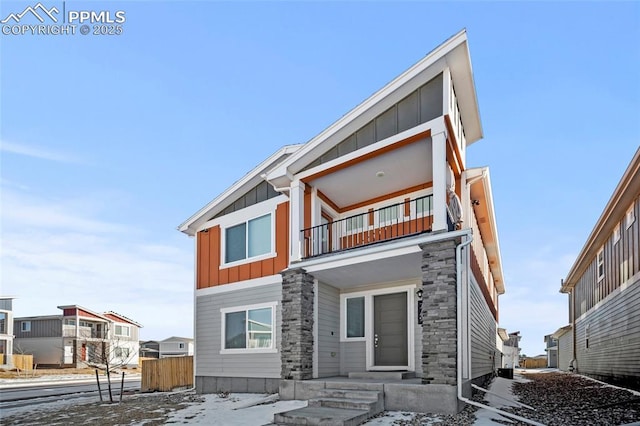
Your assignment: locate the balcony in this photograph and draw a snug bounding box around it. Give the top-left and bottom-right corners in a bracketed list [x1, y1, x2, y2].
[301, 195, 456, 259]
[63, 326, 106, 339]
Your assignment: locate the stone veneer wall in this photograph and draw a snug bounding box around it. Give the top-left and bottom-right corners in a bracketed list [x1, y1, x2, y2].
[420, 237, 459, 385]
[280, 268, 314, 380]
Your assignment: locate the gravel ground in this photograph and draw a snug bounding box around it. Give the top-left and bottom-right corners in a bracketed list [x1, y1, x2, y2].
[2, 371, 639, 425]
[502, 371, 640, 426]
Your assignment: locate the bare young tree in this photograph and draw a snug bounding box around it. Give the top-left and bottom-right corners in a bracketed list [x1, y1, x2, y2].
[79, 324, 136, 403]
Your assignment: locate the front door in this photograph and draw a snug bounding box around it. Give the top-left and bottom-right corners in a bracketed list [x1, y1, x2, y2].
[373, 292, 408, 367]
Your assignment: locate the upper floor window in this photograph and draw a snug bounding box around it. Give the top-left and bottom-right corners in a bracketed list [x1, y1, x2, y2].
[613, 223, 621, 244]
[345, 215, 364, 233]
[225, 213, 272, 263]
[378, 204, 400, 225]
[626, 205, 635, 229]
[597, 248, 605, 282]
[21, 321, 31, 332]
[115, 325, 130, 337]
[179, 342, 185, 349]
[64, 319, 76, 326]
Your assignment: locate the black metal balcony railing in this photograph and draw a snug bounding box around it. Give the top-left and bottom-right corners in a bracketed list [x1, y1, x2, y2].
[301, 195, 439, 258]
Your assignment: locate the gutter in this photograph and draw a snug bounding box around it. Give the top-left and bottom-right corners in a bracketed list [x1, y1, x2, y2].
[455, 235, 545, 426]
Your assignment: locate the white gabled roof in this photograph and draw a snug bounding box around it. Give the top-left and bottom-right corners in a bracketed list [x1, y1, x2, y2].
[178, 144, 302, 236]
[265, 29, 482, 189]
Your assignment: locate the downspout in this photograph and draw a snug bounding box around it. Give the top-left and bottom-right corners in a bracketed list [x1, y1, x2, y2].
[455, 235, 545, 426]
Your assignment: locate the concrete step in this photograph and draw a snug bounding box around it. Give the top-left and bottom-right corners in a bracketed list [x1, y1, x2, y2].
[348, 371, 415, 380]
[316, 388, 381, 401]
[308, 396, 383, 413]
[273, 406, 370, 426]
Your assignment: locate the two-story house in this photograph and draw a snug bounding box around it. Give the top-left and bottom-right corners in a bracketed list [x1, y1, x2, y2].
[179, 30, 505, 414]
[14, 305, 142, 368]
[560, 148, 640, 388]
[0, 296, 15, 368]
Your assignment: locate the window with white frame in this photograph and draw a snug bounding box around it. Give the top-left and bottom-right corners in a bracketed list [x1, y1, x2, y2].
[613, 223, 621, 244]
[416, 195, 432, 215]
[626, 205, 635, 229]
[225, 213, 272, 263]
[597, 248, 605, 281]
[115, 325, 130, 337]
[179, 343, 185, 349]
[64, 319, 76, 326]
[345, 214, 364, 233]
[21, 321, 31, 332]
[345, 296, 365, 338]
[378, 204, 400, 225]
[221, 303, 276, 352]
[115, 347, 130, 358]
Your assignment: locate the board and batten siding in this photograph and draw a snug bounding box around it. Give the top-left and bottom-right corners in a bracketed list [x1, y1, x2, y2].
[14, 318, 62, 339]
[470, 275, 497, 379]
[195, 282, 281, 378]
[557, 330, 573, 372]
[317, 282, 340, 377]
[574, 197, 640, 318]
[575, 272, 640, 382]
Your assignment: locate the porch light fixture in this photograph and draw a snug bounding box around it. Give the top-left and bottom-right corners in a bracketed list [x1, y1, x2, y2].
[376, 171, 385, 178]
[416, 288, 423, 300]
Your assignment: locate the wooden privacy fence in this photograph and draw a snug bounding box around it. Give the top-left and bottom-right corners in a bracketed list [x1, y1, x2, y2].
[142, 356, 193, 392]
[521, 357, 547, 369]
[14, 355, 34, 371]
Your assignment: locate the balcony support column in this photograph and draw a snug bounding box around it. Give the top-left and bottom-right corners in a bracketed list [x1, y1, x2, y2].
[432, 127, 448, 232]
[289, 180, 305, 262]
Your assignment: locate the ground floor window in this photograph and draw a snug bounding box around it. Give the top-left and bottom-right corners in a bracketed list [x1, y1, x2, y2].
[221, 302, 277, 353]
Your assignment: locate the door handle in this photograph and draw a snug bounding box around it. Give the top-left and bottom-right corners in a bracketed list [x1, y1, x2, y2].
[374, 334, 379, 348]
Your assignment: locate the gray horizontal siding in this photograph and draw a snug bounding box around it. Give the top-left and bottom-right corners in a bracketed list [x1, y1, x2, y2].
[575, 276, 640, 379]
[317, 282, 340, 378]
[196, 283, 282, 378]
[14, 318, 62, 338]
[470, 276, 497, 379]
[558, 331, 573, 372]
[340, 341, 366, 375]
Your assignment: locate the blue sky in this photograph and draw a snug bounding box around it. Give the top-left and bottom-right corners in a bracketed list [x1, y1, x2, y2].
[1, 1, 638, 357]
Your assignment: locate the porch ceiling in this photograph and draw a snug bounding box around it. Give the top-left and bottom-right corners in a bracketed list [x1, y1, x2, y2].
[303, 246, 423, 289]
[308, 139, 433, 209]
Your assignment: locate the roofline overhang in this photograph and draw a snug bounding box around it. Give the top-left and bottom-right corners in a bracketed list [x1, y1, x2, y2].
[467, 166, 505, 294]
[178, 144, 302, 236]
[551, 325, 572, 339]
[265, 29, 482, 187]
[57, 304, 111, 322]
[104, 311, 143, 328]
[561, 148, 640, 293]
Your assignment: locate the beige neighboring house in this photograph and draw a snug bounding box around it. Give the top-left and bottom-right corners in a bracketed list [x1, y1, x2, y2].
[560, 148, 640, 388]
[0, 296, 15, 368]
[159, 336, 194, 358]
[14, 305, 142, 368]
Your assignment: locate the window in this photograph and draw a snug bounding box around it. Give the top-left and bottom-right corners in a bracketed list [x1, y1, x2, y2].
[115, 325, 130, 337]
[378, 204, 400, 224]
[21, 321, 31, 332]
[416, 196, 432, 215]
[597, 248, 605, 281]
[626, 206, 635, 229]
[115, 347, 130, 358]
[64, 319, 76, 326]
[613, 223, 621, 244]
[345, 215, 364, 233]
[221, 303, 276, 352]
[346, 297, 365, 338]
[179, 343, 185, 349]
[225, 213, 272, 263]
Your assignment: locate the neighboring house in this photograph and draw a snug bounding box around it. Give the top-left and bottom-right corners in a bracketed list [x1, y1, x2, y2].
[140, 340, 160, 359]
[502, 331, 521, 368]
[179, 30, 506, 413]
[551, 325, 573, 372]
[159, 336, 194, 358]
[543, 333, 558, 368]
[14, 305, 142, 368]
[0, 296, 15, 368]
[560, 148, 640, 389]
